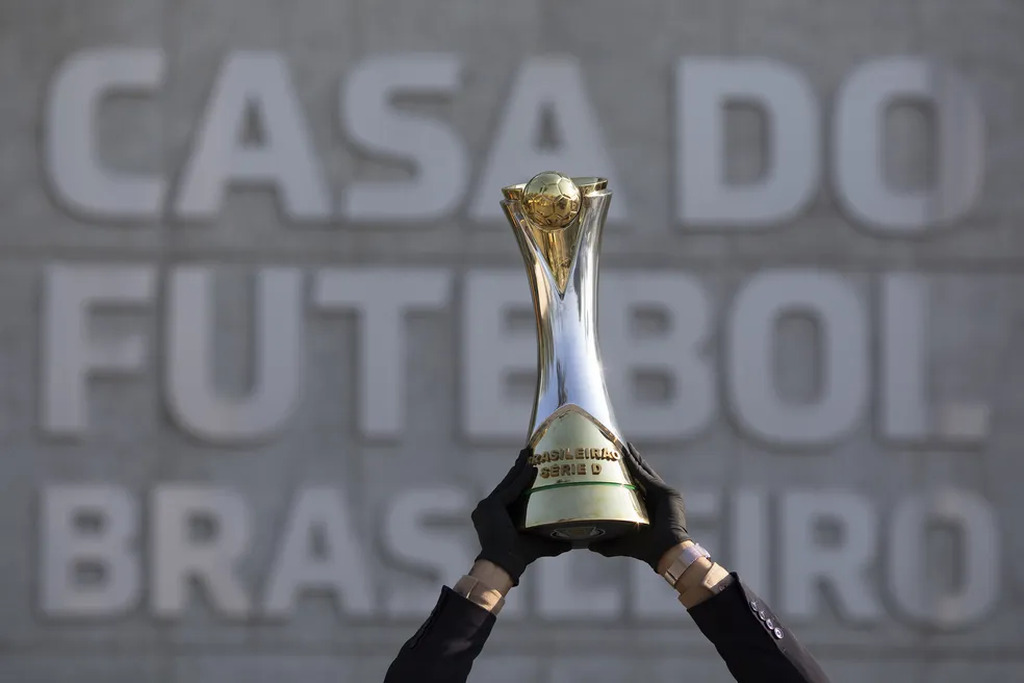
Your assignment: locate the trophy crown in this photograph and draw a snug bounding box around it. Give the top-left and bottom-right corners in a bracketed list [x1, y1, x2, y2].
[521, 171, 582, 229]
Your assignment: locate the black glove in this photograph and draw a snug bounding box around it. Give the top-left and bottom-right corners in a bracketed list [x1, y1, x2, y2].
[589, 443, 690, 570]
[472, 448, 571, 584]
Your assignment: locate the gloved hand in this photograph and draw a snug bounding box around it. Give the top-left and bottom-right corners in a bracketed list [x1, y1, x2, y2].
[589, 443, 690, 570]
[472, 448, 571, 585]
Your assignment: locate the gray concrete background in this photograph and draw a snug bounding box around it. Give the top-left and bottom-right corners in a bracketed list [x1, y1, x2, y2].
[2, 1, 1024, 681]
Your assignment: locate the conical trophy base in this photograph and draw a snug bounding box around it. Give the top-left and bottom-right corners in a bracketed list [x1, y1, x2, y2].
[522, 406, 649, 543]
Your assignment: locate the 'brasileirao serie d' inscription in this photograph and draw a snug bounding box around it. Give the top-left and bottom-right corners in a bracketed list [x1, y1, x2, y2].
[527, 447, 622, 466]
[538, 462, 605, 479]
[524, 406, 646, 538]
[529, 447, 622, 480]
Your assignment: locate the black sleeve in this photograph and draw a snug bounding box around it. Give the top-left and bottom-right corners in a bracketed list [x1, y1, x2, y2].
[383, 587, 497, 683]
[688, 575, 831, 683]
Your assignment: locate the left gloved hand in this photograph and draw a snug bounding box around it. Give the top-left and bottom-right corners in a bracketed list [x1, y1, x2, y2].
[588, 442, 690, 570]
[472, 448, 571, 585]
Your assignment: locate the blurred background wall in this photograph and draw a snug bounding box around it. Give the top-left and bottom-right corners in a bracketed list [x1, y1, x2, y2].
[1, 0, 1023, 681]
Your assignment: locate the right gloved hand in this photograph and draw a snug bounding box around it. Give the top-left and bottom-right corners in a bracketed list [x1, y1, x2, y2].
[472, 448, 572, 585]
[588, 443, 690, 570]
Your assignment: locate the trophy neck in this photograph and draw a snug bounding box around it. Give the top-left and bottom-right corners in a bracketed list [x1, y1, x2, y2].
[527, 219, 581, 294]
[502, 190, 623, 443]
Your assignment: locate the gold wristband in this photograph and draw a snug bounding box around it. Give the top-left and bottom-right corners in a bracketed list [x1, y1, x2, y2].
[678, 563, 733, 609]
[453, 575, 506, 616]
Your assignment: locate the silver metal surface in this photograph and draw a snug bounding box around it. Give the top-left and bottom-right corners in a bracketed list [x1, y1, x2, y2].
[503, 188, 623, 445]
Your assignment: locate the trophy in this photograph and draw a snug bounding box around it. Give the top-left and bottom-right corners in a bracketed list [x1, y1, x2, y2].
[501, 172, 649, 542]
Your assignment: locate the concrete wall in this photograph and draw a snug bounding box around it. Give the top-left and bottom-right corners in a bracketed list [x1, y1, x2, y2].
[1, 1, 1023, 681]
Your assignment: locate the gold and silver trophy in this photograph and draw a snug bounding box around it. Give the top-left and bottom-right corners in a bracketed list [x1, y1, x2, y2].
[501, 172, 649, 542]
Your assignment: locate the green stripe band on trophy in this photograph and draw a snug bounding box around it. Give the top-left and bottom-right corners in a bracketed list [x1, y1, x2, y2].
[524, 481, 638, 496]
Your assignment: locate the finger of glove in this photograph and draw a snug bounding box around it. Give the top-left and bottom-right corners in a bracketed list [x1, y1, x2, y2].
[486, 448, 532, 504]
[621, 444, 662, 491]
[493, 452, 537, 506]
[528, 537, 572, 561]
[587, 536, 633, 560]
[626, 443, 665, 483]
[475, 491, 526, 537]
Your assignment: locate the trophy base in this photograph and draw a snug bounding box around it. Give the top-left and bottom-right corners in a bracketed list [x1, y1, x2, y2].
[523, 480, 648, 543]
[520, 405, 649, 544]
[528, 519, 646, 543]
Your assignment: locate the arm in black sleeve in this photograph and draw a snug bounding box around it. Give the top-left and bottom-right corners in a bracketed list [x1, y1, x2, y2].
[384, 448, 569, 683]
[688, 575, 831, 683]
[383, 587, 496, 683]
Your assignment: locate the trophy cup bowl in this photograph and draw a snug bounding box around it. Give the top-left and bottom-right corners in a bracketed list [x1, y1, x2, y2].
[501, 172, 649, 543]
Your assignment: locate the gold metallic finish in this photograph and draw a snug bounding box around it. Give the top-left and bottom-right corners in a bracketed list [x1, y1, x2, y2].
[524, 406, 647, 541]
[569, 177, 608, 194]
[521, 171, 582, 229]
[502, 184, 526, 201]
[503, 172, 578, 294]
[453, 575, 507, 615]
[501, 173, 649, 542]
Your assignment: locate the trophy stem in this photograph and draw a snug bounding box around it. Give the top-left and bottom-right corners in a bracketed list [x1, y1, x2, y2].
[504, 190, 623, 445]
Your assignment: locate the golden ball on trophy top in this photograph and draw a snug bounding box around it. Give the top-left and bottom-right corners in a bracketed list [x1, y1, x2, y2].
[521, 171, 582, 229]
